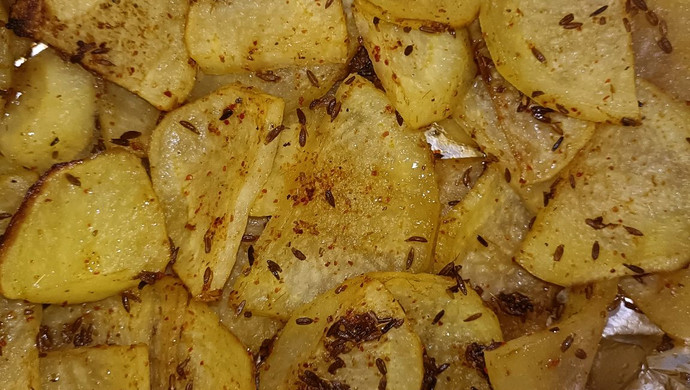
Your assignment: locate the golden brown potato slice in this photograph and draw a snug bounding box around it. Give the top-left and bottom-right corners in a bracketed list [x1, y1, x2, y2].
[149, 84, 283, 299]
[186, 0, 349, 73]
[518, 81, 690, 286]
[362, 0, 479, 28]
[620, 267, 690, 341]
[0, 151, 170, 303]
[0, 157, 38, 235]
[8, 0, 196, 110]
[190, 64, 348, 114]
[0, 298, 41, 389]
[485, 281, 617, 390]
[630, 0, 689, 102]
[99, 81, 160, 158]
[371, 272, 502, 390]
[259, 276, 424, 390]
[0, 49, 97, 172]
[40, 345, 150, 389]
[354, 0, 475, 129]
[480, 0, 639, 123]
[233, 75, 439, 319]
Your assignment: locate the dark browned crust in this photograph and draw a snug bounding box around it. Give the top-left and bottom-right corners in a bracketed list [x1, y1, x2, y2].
[7, 0, 46, 38]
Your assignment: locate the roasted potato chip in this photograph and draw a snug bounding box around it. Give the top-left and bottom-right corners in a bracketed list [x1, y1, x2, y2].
[354, 0, 475, 129]
[518, 81, 690, 286]
[259, 276, 424, 390]
[233, 75, 439, 319]
[485, 281, 617, 390]
[99, 81, 160, 158]
[630, 0, 689, 102]
[186, 0, 349, 73]
[0, 49, 96, 172]
[0, 151, 170, 303]
[480, 0, 639, 123]
[371, 272, 503, 390]
[0, 157, 38, 235]
[362, 0, 480, 28]
[40, 345, 150, 389]
[8, 0, 196, 110]
[149, 84, 284, 298]
[620, 267, 690, 341]
[0, 298, 41, 389]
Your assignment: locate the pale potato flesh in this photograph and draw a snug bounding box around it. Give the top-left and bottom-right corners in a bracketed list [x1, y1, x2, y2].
[0, 157, 38, 235]
[354, 0, 475, 129]
[363, 0, 480, 28]
[233, 75, 439, 319]
[8, 0, 196, 110]
[0, 49, 96, 172]
[518, 81, 690, 286]
[480, 0, 639, 123]
[0, 297, 41, 389]
[0, 151, 170, 303]
[186, 0, 349, 73]
[40, 345, 150, 390]
[150, 84, 283, 299]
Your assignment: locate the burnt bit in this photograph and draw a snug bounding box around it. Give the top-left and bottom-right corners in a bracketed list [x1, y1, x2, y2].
[346, 46, 380, 87]
[255, 70, 281, 82]
[297, 370, 350, 390]
[622, 263, 645, 274]
[531, 46, 546, 63]
[404, 45, 414, 56]
[422, 348, 450, 390]
[553, 244, 565, 261]
[179, 120, 200, 134]
[291, 247, 307, 261]
[560, 333, 575, 352]
[325, 189, 336, 207]
[324, 311, 403, 359]
[37, 325, 53, 353]
[405, 236, 428, 243]
[267, 260, 282, 280]
[405, 247, 415, 270]
[496, 291, 534, 317]
[265, 125, 285, 144]
[585, 216, 614, 230]
[65, 173, 81, 187]
[465, 342, 501, 380]
[135, 271, 165, 286]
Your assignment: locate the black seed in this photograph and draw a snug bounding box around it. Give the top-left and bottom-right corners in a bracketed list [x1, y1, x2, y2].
[65, 173, 81, 187]
[373, 16, 380, 25]
[531, 90, 544, 97]
[406, 247, 415, 270]
[247, 245, 255, 266]
[531, 47, 546, 63]
[299, 126, 307, 147]
[179, 120, 199, 134]
[330, 101, 342, 122]
[219, 108, 234, 120]
[476, 235, 488, 247]
[325, 189, 336, 207]
[291, 247, 307, 261]
[111, 138, 130, 146]
[590, 5, 608, 16]
[591, 241, 600, 260]
[404, 45, 414, 56]
[658, 37, 673, 53]
[202, 267, 213, 291]
[497, 292, 534, 317]
[376, 358, 387, 375]
[432, 310, 445, 324]
[296, 108, 306, 125]
[504, 168, 511, 183]
[464, 312, 483, 322]
[585, 216, 608, 229]
[553, 244, 565, 261]
[624, 226, 644, 236]
[574, 348, 588, 359]
[552, 136, 564, 151]
[395, 110, 404, 126]
[405, 236, 428, 243]
[560, 333, 575, 352]
[306, 69, 320, 87]
[265, 125, 285, 144]
[559, 13, 575, 25]
[296, 317, 314, 325]
[344, 75, 356, 85]
[120, 131, 142, 140]
[50, 137, 60, 146]
[623, 263, 645, 274]
[267, 260, 282, 280]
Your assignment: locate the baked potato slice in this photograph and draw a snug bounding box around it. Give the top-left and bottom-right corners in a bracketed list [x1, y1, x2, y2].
[480, 0, 639, 123]
[149, 84, 283, 299]
[186, 0, 349, 73]
[0, 150, 170, 303]
[0, 157, 38, 235]
[233, 75, 439, 319]
[40, 345, 150, 389]
[8, 0, 196, 110]
[0, 298, 41, 389]
[518, 81, 690, 286]
[485, 281, 617, 390]
[354, 0, 475, 129]
[362, 0, 479, 28]
[259, 276, 424, 390]
[0, 49, 97, 172]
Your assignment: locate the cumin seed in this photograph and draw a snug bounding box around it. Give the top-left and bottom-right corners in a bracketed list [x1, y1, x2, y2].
[591, 241, 600, 260]
[267, 260, 282, 280]
[590, 5, 608, 16]
[291, 247, 307, 261]
[179, 120, 199, 134]
[432, 310, 445, 324]
[553, 244, 565, 261]
[623, 263, 645, 274]
[325, 189, 336, 207]
[560, 333, 575, 352]
[464, 312, 483, 322]
[406, 247, 415, 269]
[405, 236, 428, 243]
[623, 225, 644, 236]
[476, 235, 489, 247]
[306, 69, 319, 87]
[531, 47, 546, 63]
[65, 173, 81, 187]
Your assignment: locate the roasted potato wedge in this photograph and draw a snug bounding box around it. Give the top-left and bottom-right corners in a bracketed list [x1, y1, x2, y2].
[186, 0, 349, 73]
[0, 298, 41, 389]
[259, 276, 424, 390]
[0, 49, 96, 172]
[40, 345, 150, 389]
[8, 0, 196, 110]
[354, 0, 475, 129]
[233, 75, 439, 319]
[480, 0, 639, 123]
[149, 84, 283, 299]
[0, 150, 170, 303]
[518, 81, 690, 286]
